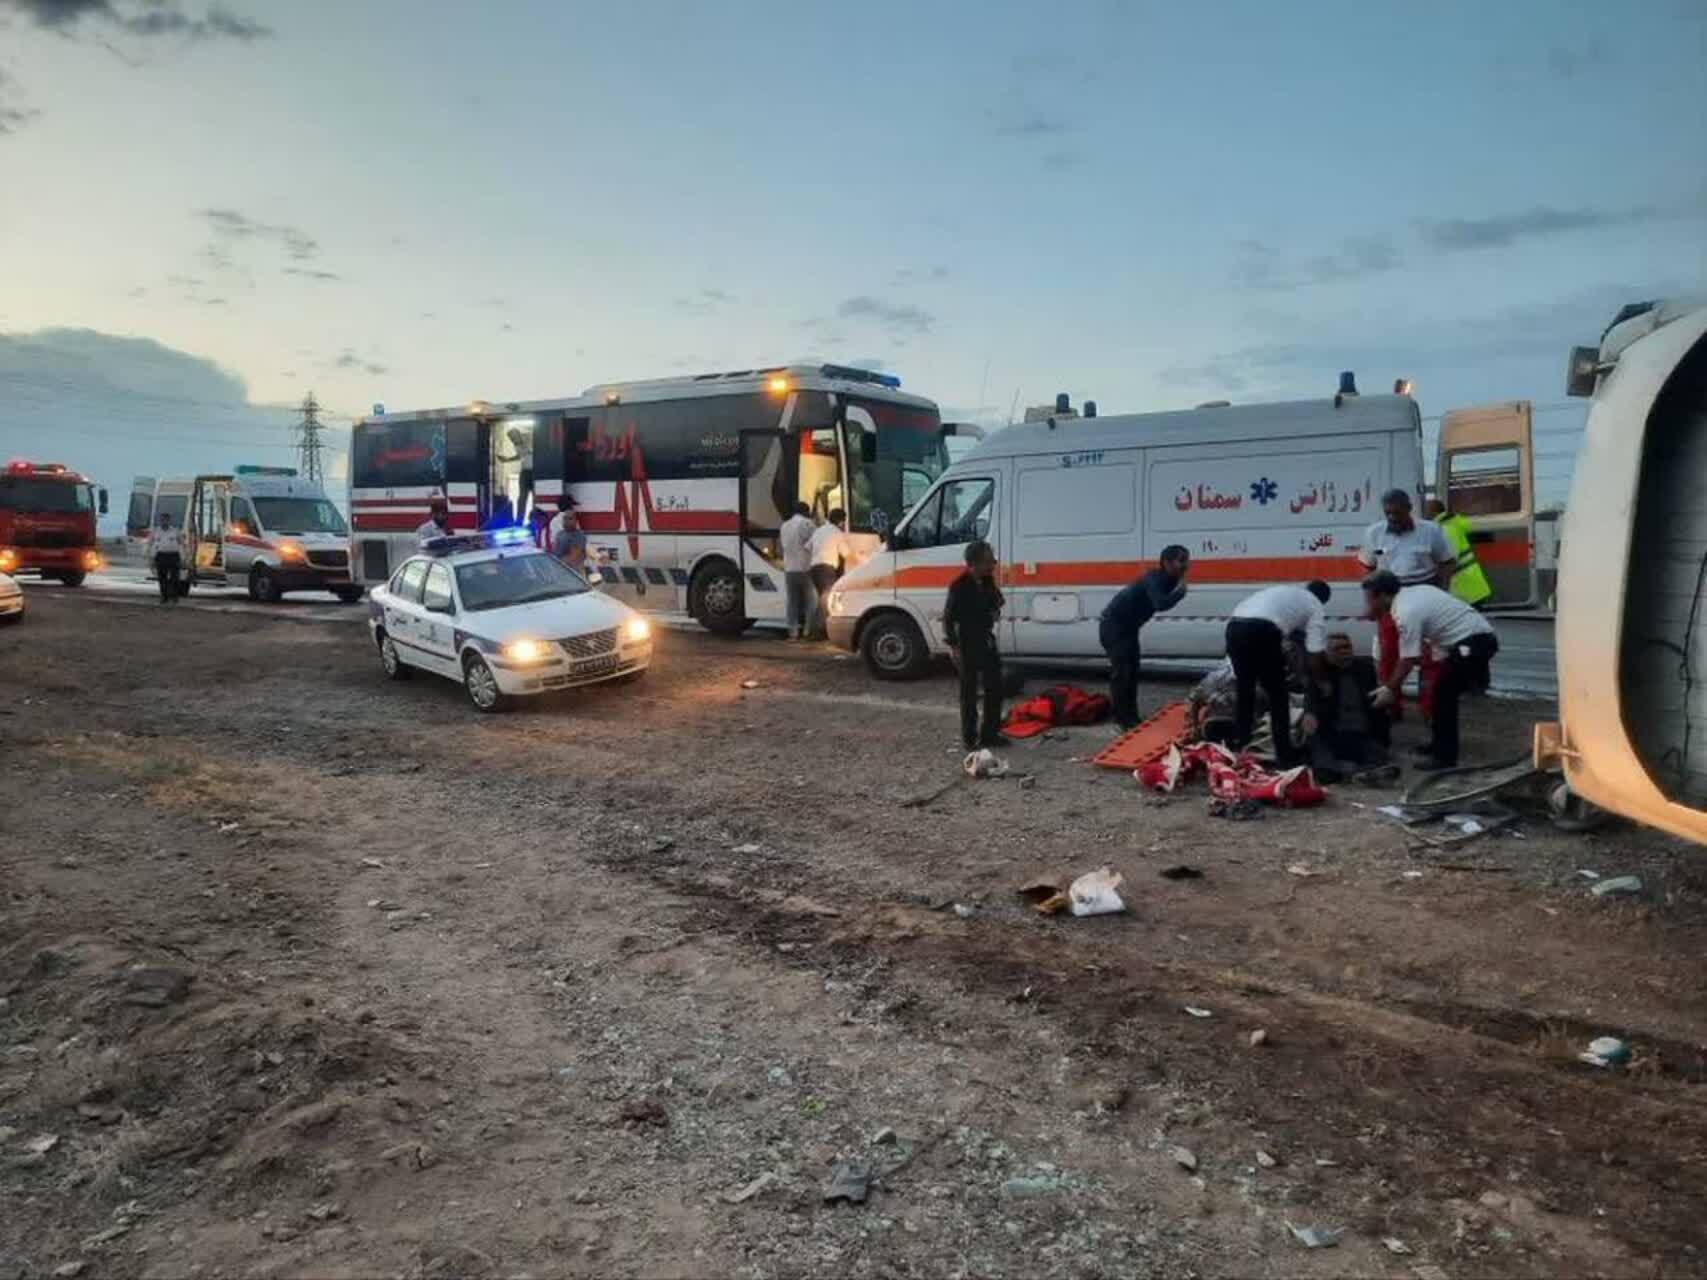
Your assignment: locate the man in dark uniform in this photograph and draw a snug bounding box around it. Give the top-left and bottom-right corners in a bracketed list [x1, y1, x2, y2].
[1099, 545, 1190, 729]
[943, 539, 1007, 750]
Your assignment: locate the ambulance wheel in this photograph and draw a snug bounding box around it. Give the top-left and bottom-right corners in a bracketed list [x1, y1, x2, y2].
[378, 631, 412, 681]
[58, 572, 86, 587]
[462, 654, 511, 713]
[333, 586, 365, 604]
[861, 613, 929, 681]
[249, 565, 282, 604]
[690, 559, 751, 636]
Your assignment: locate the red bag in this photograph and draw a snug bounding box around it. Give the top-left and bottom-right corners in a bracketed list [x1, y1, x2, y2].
[1002, 683, 1112, 738]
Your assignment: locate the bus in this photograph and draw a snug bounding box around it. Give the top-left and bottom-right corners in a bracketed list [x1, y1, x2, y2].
[348, 364, 968, 634]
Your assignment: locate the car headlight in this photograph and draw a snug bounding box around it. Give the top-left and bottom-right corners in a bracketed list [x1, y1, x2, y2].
[279, 542, 306, 562]
[0, 549, 15, 570]
[503, 638, 546, 664]
[625, 617, 651, 643]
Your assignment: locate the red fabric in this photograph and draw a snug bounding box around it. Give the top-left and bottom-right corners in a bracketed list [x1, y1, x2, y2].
[1003, 684, 1113, 738]
[1377, 612, 1441, 722]
[1135, 742, 1328, 808]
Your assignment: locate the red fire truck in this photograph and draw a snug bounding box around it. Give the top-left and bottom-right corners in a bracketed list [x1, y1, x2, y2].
[0, 460, 108, 586]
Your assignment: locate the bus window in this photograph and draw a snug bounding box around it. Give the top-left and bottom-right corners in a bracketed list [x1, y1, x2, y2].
[799, 427, 842, 520]
[843, 398, 946, 536]
[1447, 445, 1523, 516]
[354, 420, 448, 489]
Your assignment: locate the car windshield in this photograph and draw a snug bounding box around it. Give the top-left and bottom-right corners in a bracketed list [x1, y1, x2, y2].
[251, 497, 348, 534]
[0, 476, 93, 513]
[454, 551, 589, 611]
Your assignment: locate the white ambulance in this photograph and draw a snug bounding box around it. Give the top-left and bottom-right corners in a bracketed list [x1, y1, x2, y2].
[825, 391, 1425, 678]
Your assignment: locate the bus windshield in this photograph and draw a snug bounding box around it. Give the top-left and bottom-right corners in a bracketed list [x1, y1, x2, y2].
[455, 552, 589, 611]
[842, 398, 946, 535]
[252, 497, 348, 535]
[0, 476, 93, 513]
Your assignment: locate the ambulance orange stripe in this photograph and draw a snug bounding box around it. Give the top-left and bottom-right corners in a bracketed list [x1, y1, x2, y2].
[859, 555, 1370, 593]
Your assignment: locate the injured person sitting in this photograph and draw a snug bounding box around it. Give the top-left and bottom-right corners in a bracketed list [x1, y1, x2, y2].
[1189, 630, 1392, 782]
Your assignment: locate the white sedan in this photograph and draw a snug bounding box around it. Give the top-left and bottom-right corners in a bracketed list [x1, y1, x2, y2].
[0, 571, 22, 623]
[367, 534, 653, 712]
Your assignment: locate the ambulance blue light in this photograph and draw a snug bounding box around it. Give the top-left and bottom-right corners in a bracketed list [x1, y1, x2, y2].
[491, 526, 533, 545]
[875, 373, 902, 388]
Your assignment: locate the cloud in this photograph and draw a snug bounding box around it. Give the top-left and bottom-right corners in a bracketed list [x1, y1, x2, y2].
[283, 267, 340, 282]
[1415, 204, 1662, 252]
[0, 69, 38, 135]
[200, 207, 317, 261]
[837, 295, 935, 335]
[674, 287, 734, 314]
[1230, 235, 1402, 291]
[991, 112, 1071, 138]
[2, 0, 272, 40]
[1040, 149, 1080, 173]
[333, 349, 386, 377]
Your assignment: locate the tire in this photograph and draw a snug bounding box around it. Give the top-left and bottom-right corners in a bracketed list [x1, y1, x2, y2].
[690, 559, 752, 636]
[249, 565, 281, 604]
[378, 631, 412, 681]
[860, 612, 930, 681]
[333, 586, 365, 604]
[462, 653, 510, 713]
[58, 572, 86, 587]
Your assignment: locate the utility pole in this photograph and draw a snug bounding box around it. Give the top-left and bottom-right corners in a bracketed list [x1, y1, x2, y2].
[293, 391, 325, 485]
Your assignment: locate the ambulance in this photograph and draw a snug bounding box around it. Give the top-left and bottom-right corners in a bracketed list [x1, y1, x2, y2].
[825, 389, 1425, 678]
[130, 467, 361, 602]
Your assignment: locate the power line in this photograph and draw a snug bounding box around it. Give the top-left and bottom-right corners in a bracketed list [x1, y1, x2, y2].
[293, 391, 327, 485]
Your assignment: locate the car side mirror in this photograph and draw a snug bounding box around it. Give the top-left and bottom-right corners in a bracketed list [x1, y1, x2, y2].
[98, 487, 109, 515]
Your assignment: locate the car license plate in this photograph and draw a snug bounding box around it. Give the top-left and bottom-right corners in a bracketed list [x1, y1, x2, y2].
[572, 653, 621, 677]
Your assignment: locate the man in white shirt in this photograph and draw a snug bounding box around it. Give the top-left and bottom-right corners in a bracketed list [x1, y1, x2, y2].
[547, 496, 588, 570]
[415, 496, 452, 546]
[1357, 488, 1456, 721]
[807, 506, 851, 640]
[1363, 571, 1498, 770]
[779, 501, 816, 640]
[147, 512, 184, 605]
[1224, 580, 1331, 765]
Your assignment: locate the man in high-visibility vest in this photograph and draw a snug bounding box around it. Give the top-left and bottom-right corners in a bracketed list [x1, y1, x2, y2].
[1424, 499, 1493, 608]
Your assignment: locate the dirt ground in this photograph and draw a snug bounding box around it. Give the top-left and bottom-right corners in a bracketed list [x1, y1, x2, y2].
[4, 590, 1707, 1279]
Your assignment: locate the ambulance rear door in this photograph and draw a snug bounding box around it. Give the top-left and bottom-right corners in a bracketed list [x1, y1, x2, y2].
[1437, 402, 1537, 608]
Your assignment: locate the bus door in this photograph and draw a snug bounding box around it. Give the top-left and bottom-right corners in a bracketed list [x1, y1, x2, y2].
[491, 414, 535, 523]
[1437, 402, 1536, 608]
[737, 429, 791, 624]
[188, 476, 233, 584]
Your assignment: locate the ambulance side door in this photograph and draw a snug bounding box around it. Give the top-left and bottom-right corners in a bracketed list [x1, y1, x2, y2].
[892, 469, 1004, 652]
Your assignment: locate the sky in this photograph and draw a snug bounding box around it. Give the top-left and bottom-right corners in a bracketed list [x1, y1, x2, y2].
[1, 0, 1704, 522]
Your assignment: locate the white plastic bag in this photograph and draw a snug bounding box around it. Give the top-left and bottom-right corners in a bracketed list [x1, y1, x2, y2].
[1068, 865, 1126, 916]
[963, 749, 1009, 779]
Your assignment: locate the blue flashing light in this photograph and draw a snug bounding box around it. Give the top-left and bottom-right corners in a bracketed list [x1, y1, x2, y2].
[490, 525, 534, 546]
[875, 373, 902, 389]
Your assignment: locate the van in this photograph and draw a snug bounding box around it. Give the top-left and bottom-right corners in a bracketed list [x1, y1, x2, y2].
[826, 393, 1425, 678]
[1535, 299, 1707, 845]
[162, 467, 362, 603]
[127, 476, 192, 555]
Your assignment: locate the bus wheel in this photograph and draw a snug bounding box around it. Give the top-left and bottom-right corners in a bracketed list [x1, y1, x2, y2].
[690, 560, 751, 636]
[57, 572, 86, 587]
[861, 613, 929, 681]
[249, 565, 282, 604]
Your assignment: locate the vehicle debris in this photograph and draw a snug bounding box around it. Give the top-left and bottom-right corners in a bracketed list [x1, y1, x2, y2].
[1579, 1036, 1631, 1067]
[1255, 1150, 1278, 1169]
[723, 1172, 776, 1204]
[1183, 1006, 1214, 1019]
[1382, 1237, 1413, 1255]
[963, 748, 1010, 779]
[822, 1160, 870, 1205]
[1590, 875, 1643, 898]
[1248, 1029, 1268, 1048]
[1169, 1145, 1198, 1171]
[1286, 1222, 1343, 1249]
[1067, 865, 1125, 916]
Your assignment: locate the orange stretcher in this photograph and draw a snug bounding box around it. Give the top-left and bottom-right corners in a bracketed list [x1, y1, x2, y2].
[1090, 701, 1192, 770]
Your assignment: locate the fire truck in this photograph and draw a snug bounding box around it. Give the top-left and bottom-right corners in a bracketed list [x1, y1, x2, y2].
[0, 460, 108, 586]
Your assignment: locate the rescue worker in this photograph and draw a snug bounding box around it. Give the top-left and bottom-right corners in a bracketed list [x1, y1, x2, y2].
[1423, 497, 1493, 608]
[780, 501, 815, 641]
[1224, 580, 1330, 767]
[1098, 546, 1190, 730]
[149, 511, 183, 605]
[1356, 488, 1455, 721]
[416, 496, 452, 546]
[1362, 570, 1498, 771]
[943, 539, 1007, 749]
[807, 507, 851, 641]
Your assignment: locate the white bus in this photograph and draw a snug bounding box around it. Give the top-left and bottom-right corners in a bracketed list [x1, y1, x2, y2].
[348, 365, 968, 634]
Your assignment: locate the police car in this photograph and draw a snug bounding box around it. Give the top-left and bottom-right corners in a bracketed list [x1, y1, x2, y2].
[368, 530, 653, 712]
[0, 570, 22, 623]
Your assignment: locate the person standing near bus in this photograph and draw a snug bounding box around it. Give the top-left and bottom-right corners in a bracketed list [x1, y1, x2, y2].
[1098, 546, 1190, 730]
[943, 539, 1007, 749]
[549, 496, 588, 571]
[149, 511, 183, 605]
[780, 501, 816, 640]
[416, 496, 452, 546]
[1423, 498, 1493, 608]
[807, 507, 850, 640]
[1357, 489, 1455, 719]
